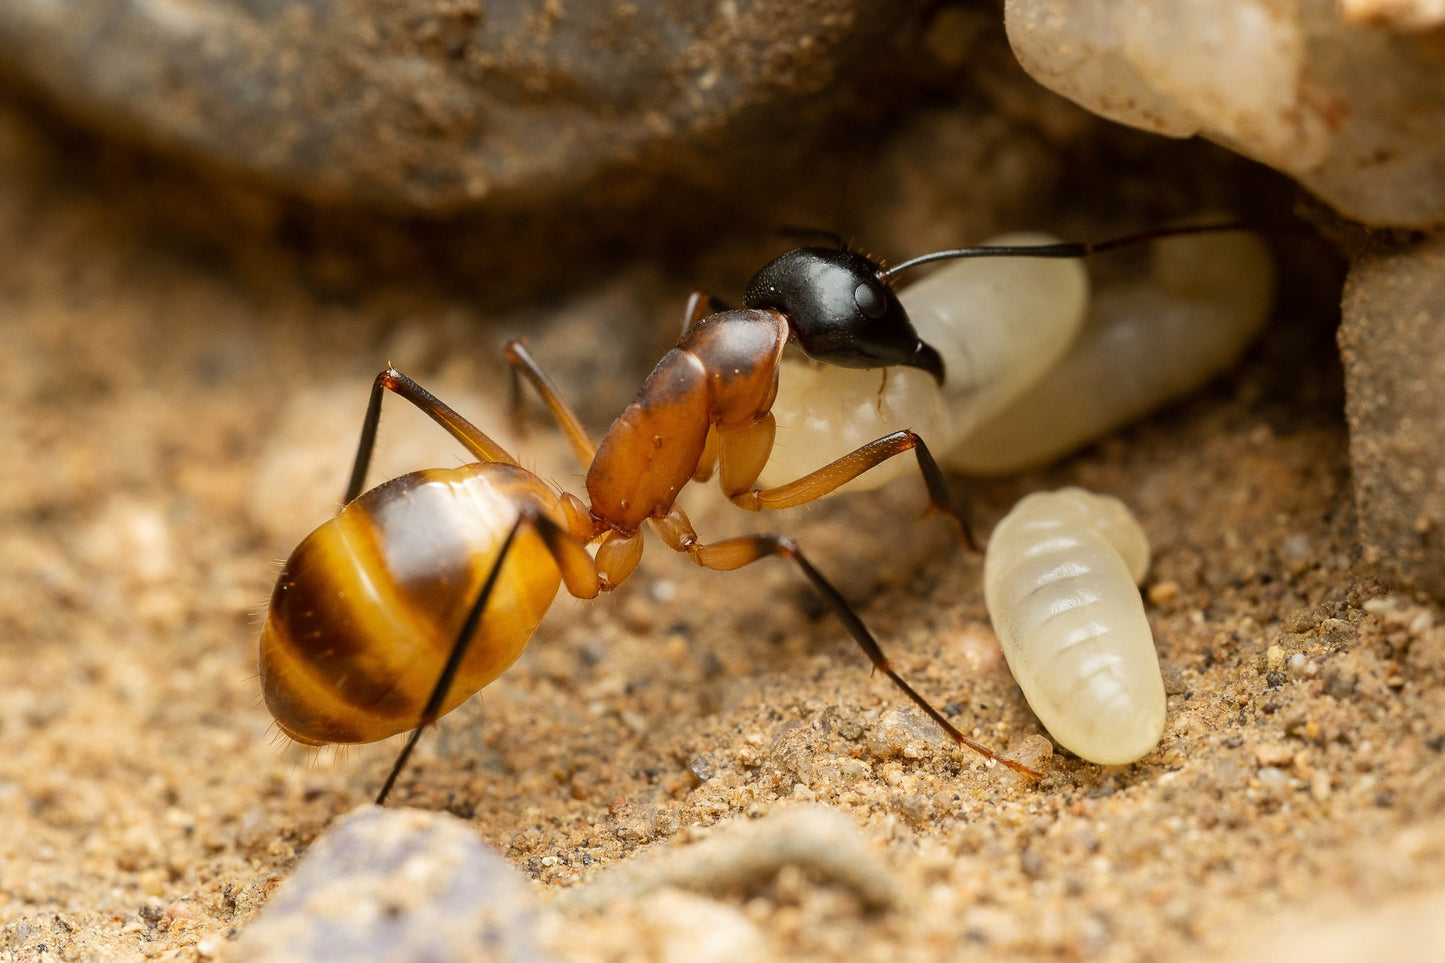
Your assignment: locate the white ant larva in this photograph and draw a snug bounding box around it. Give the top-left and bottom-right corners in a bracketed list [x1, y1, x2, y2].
[760, 226, 1274, 487]
[983, 487, 1164, 765]
[948, 227, 1274, 474]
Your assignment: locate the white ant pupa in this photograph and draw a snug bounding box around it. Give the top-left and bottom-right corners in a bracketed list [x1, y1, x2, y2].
[760, 226, 1274, 487]
[983, 487, 1163, 765]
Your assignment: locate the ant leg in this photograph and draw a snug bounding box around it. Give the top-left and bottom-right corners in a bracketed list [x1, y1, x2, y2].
[648, 510, 1039, 779]
[681, 291, 728, 334]
[345, 367, 519, 504]
[503, 340, 597, 467]
[376, 506, 600, 805]
[722, 427, 978, 550]
[692, 427, 720, 484]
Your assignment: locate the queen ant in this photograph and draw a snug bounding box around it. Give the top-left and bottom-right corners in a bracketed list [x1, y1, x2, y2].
[258, 221, 1266, 804]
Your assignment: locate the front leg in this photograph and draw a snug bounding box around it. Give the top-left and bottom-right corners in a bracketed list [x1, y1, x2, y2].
[680, 290, 729, 334]
[718, 427, 976, 550]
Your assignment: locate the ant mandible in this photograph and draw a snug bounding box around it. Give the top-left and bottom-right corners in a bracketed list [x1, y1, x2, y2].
[259, 223, 1251, 804]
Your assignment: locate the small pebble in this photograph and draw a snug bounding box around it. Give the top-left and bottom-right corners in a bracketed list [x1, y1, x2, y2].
[1311, 769, 1333, 802]
[867, 707, 947, 761]
[557, 804, 899, 913]
[1320, 618, 1356, 646]
[233, 805, 556, 963]
[1287, 653, 1315, 679]
[636, 889, 771, 963]
[1147, 580, 1181, 606]
[1255, 743, 1295, 768]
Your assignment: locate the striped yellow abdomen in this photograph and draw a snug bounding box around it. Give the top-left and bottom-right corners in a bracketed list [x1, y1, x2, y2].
[259, 463, 564, 745]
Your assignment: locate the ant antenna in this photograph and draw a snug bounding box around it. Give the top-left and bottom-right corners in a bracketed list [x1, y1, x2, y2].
[877, 220, 1264, 283]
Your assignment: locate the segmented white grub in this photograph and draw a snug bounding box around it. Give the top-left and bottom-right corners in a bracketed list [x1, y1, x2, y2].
[949, 226, 1274, 474]
[983, 487, 1164, 765]
[760, 227, 1273, 488]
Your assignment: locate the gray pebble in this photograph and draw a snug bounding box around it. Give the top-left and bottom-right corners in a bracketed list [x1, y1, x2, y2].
[234, 805, 555, 963]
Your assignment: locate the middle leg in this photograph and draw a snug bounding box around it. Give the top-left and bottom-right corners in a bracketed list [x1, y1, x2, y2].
[504, 339, 597, 468]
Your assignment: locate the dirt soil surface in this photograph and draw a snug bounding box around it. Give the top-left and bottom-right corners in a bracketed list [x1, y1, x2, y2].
[3, 87, 1445, 963]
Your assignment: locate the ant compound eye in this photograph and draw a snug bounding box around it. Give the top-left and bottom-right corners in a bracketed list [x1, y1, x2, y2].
[854, 282, 887, 319]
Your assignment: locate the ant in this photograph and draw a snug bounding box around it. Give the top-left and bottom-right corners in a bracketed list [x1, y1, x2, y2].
[258, 221, 1259, 804]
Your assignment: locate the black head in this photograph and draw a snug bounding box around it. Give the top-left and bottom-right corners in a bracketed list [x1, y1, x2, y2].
[743, 247, 945, 384]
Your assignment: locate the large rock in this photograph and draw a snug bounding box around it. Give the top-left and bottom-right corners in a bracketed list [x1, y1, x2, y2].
[0, 0, 901, 211]
[1339, 236, 1445, 598]
[1005, 0, 1445, 228]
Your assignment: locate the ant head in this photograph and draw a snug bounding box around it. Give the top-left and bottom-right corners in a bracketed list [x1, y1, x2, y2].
[743, 247, 945, 385]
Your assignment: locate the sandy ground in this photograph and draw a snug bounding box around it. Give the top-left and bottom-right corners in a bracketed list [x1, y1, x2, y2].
[3, 75, 1445, 963]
